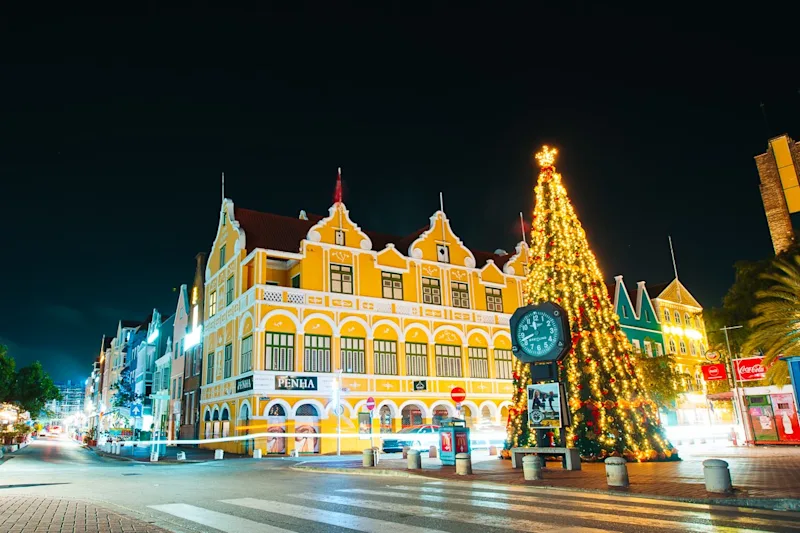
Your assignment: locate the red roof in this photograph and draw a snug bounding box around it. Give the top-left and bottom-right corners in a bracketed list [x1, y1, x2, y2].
[232, 205, 515, 268]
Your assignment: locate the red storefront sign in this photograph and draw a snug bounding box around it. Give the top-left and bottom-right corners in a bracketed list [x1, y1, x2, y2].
[701, 363, 727, 381]
[455, 431, 468, 453]
[734, 357, 768, 381]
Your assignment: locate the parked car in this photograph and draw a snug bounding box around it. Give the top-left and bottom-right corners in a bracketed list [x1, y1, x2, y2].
[381, 425, 440, 452]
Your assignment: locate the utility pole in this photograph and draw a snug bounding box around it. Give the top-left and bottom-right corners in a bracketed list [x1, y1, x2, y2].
[720, 325, 751, 445]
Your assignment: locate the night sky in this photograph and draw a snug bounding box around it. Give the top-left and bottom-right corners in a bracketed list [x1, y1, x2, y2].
[2, 8, 799, 382]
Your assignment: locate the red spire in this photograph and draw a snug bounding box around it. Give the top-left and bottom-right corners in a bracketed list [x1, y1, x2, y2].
[333, 167, 343, 204]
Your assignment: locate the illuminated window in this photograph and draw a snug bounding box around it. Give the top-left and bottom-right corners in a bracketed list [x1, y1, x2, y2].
[330, 264, 353, 294]
[669, 339, 676, 353]
[468, 347, 489, 378]
[374, 340, 398, 375]
[240, 335, 253, 373]
[341, 337, 365, 374]
[209, 291, 217, 317]
[644, 341, 653, 356]
[679, 340, 687, 354]
[223, 343, 233, 379]
[494, 349, 513, 379]
[435, 344, 462, 377]
[226, 276, 234, 307]
[685, 313, 691, 325]
[220, 244, 226, 267]
[406, 343, 428, 376]
[422, 277, 441, 305]
[451, 282, 470, 309]
[265, 332, 294, 371]
[690, 342, 696, 356]
[486, 287, 503, 313]
[655, 343, 664, 356]
[674, 311, 681, 324]
[663, 309, 670, 322]
[632, 339, 641, 353]
[381, 272, 403, 300]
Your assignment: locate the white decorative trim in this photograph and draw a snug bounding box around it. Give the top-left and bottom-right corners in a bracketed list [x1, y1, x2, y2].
[371, 319, 402, 339]
[490, 330, 511, 345]
[360, 239, 371, 250]
[307, 230, 321, 242]
[238, 399, 253, 420]
[305, 202, 372, 251]
[433, 324, 467, 345]
[408, 211, 477, 268]
[403, 323, 431, 341]
[374, 399, 399, 417]
[466, 328, 491, 345]
[301, 312, 339, 336]
[338, 316, 372, 339]
[238, 311, 255, 337]
[503, 241, 528, 275]
[259, 309, 301, 332]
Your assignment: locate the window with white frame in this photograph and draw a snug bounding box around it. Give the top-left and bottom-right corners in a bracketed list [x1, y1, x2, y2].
[486, 287, 503, 313]
[655, 343, 664, 356]
[690, 342, 697, 356]
[374, 340, 398, 375]
[685, 313, 691, 326]
[223, 343, 233, 378]
[451, 282, 470, 309]
[330, 264, 353, 294]
[240, 335, 253, 373]
[468, 347, 489, 378]
[669, 339, 676, 353]
[226, 276, 234, 306]
[631, 339, 641, 353]
[663, 308, 670, 322]
[405, 342, 428, 376]
[674, 311, 681, 324]
[265, 332, 294, 371]
[220, 244, 226, 267]
[679, 340, 687, 354]
[644, 341, 652, 356]
[435, 344, 462, 377]
[206, 352, 215, 384]
[304, 335, 331, 373]
[341, 337, 365, 373]
[494, 349, 513, 379]
[209, 291, 217, 317]
[436, 243, 450, 263]
[421, 277, 441, 305]
[381, 272, 403, 300]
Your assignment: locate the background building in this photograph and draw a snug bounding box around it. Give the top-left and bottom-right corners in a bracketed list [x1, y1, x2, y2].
[45, 380, 85, 431]
[755, 134, 800, 254]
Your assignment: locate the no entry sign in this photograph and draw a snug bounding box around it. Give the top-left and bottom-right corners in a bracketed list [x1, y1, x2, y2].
[365, 397, 376, 411]
[450, 387, 466, 403]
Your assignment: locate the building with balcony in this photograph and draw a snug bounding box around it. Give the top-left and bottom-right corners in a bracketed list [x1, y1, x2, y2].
[200, 196, 528, 455]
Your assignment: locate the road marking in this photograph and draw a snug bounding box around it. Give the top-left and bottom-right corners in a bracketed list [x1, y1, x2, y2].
[288, 492, 611, 533]
[429, 480, 800, 518]
[222, 497, 450, 533]
[388, 484, 797, 529]
[149, 503, 293, 533]
[338, 488, 769, 533]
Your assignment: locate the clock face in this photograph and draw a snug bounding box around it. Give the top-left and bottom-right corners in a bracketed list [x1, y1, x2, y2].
[516, 310, 561, 358]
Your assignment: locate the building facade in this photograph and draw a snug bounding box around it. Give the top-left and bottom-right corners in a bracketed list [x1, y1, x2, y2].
[46, 381, 86, 430]
[609, 276, 664, 357]
[754, 134, 800, 254]
[169, 284, 189, 441]
[180, 253, 207, 441]
[200, 197, 527, 455]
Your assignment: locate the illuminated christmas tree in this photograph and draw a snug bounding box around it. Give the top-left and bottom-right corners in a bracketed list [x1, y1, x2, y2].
[505, 146, 675, 462]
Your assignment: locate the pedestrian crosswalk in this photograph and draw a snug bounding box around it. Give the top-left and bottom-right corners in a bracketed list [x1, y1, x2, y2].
[149, 481, 798, 533]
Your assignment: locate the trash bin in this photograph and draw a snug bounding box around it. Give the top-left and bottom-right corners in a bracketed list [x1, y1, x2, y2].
[438, 418, 470, 466]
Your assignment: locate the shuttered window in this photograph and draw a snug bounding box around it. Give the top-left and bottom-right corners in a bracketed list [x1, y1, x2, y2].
[341, 337, 365, 374]
[406, 342, 428, 376]
[304, 335, 331, 373]
[435, 344, 462, 377]
[265, 332, 294, 371]
[374, 340, 398, 375]
[494, 349, 513, 379]
[468, 347, 489, 378]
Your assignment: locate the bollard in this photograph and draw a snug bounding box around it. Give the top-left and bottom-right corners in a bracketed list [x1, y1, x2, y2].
[402, 446, 410, 459]
[523, 455, 543, 480]
[372, 447, 381, 465]
[703, 459, 732, 493]
[113, 443, 121, 455]
[214, 449, 224, 460]
[605, 457, 629, 487]
[253, 449, 262, 459]
[176, 451, 186, 461]
[362, 448, 375, 467]
[429, 445, 437, 459]
[455, 453, 472, 475]
[407, 449, 422, 469]
[489, 445, 498, 456]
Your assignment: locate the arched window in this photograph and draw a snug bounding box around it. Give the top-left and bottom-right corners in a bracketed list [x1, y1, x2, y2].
[674, 311, 681, 324]
[481, 405, 492, 423]
[401, 405, 422, 428]
[204, 410, 211, 422]
[212, 409, 220, 421]
[685, 313, 691, 326]
[690, 343, 696, 356]
[669, 339, 676, 353]
[663, 309, 670, 322]
[694, 317, 700, 328]
[680, 340, 687, 354]
[221, 408, 230, 421]
[240, 404, 250, 421]
[268, 404, 286, 417]
[296, 404, 319, 417]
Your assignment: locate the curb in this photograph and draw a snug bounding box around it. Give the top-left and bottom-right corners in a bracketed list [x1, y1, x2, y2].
[291, 465, 434, 479]
[89, 447, 210, 465]
[289, 464, 800, 512]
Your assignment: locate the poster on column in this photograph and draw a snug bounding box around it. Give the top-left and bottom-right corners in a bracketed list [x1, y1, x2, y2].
[527, 382, 562, 429]
[358, 412, 372, 440]
[770, 394, 800, 442]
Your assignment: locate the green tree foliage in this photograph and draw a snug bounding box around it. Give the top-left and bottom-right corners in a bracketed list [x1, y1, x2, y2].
[635, 354, 682, 409]
[741, 254, 800, 385]
[13, 361, 61, 416]
[0, 345, 61, 416]
[111, 366, 140, 407]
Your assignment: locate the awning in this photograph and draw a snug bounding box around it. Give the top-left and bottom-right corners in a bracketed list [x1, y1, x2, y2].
[706, 392, 733, 401]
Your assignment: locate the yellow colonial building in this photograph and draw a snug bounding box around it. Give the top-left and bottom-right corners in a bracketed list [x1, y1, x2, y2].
[200, 196, 527, 455]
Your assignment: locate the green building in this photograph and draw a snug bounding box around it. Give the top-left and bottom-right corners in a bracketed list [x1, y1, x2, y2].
[608, 276, 664, 357]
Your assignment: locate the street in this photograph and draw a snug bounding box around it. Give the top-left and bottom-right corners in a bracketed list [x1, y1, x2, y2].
[1, 438, 797, 532]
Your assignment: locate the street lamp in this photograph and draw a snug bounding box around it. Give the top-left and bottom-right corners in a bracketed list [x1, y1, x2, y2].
[720, 325, 752, 445]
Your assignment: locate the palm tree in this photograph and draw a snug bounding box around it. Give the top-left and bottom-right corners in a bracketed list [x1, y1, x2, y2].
[742, 255, 800, 385]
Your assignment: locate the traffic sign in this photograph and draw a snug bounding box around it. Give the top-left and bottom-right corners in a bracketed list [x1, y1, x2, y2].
[130, 403, 143, 417]
[365, 397, 376, 411]
[450, 387, 466, 403]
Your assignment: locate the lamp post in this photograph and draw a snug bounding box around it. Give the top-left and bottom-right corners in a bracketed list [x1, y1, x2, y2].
[332, 372, 342, 456]
[720, 325, 752, 445]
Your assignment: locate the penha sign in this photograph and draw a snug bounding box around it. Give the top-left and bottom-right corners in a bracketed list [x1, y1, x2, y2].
[733, 357, 768, 382]
[275, 375, 319, 391]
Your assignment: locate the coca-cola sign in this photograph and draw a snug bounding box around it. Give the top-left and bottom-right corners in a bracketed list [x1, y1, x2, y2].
[734, 357, 767, 381]
[701, 363, 727, 381]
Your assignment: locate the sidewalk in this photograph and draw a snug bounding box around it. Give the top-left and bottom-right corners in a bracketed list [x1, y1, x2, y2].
[0, 495, 170, 533]
[292, 444, 800, 510]
[91, 444, 246, 463]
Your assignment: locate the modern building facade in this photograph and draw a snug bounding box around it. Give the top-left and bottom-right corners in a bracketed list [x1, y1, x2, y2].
[200, 196, 527, 455]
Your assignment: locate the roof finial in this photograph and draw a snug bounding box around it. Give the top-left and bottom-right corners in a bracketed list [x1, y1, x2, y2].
[439, 192, 446, 241]
[668, 235, 682, 303]
[519, 212, 527, 246]
[221, 172, 225, 202]
[334, 167, 343, 204]
[535, 145, 558, 168]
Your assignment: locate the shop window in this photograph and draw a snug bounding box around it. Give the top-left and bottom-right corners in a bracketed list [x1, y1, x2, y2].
[401, 405, 422, 428]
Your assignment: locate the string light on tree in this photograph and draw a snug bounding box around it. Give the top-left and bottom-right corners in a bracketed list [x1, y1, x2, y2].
[505, 145, 676, 462]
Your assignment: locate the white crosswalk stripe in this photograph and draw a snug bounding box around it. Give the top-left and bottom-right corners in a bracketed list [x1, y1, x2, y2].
[148, 484, 795, 533]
